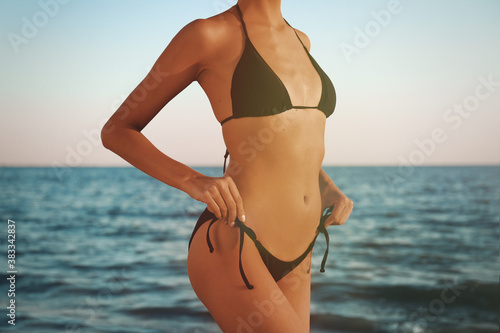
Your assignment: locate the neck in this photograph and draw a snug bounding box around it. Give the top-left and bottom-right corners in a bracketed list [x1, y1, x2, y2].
[237, 0, 283, 26]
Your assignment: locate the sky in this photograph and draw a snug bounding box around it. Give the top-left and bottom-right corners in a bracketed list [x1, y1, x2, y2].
[1, 0, 499, 168]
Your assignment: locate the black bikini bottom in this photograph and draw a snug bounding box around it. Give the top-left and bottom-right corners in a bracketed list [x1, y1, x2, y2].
[188, 205, 333, 290]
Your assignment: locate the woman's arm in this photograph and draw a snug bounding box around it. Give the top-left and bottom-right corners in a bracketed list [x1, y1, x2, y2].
[101, 18, 245, 226]
[319, 168, 353, 227]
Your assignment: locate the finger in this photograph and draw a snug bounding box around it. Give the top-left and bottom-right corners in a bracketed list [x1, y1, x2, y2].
[327, 204, 344, 226]
[336, 200, 352, 225]
[332, 207, 344, 226]
[323, 202, 338, 227]
[205, 195, 221, 219]
[341, 199, 354, 223]
[209, 185, 227, 223]
[219, 182, 237, 227]
[227, 178, 246, 223]
[326, 214, 338, 227]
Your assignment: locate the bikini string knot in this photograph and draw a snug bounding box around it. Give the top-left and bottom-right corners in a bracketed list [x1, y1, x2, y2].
[206, 217, 218, 253]
[236, 219, 255, 289]
[318, 204, 333, 273]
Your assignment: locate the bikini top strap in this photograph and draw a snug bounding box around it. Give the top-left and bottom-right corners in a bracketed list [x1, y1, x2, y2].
[235, 4, 249, 38]
[284, 18, 307, 51]
[236, 4, 305, 53]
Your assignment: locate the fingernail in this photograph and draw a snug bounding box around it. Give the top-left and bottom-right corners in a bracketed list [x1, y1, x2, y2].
[230, 221, 235, 227]
[241, 215, 246, 222]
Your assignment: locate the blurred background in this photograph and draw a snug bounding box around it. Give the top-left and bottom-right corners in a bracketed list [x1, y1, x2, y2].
[1, 0, 499, 332]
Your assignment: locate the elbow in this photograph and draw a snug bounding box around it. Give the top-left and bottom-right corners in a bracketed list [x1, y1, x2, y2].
[100, 121, 116, 150]
[101, 121, 137, 150]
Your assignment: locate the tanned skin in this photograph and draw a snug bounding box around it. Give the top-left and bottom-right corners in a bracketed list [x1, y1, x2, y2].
[102, 1, 353, 331]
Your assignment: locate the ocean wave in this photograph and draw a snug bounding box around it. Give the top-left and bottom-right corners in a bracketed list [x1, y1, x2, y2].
[313, 280, 498, 310]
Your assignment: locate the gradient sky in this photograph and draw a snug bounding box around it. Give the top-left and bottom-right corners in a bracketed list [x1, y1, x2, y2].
[1, 0, 499, 167]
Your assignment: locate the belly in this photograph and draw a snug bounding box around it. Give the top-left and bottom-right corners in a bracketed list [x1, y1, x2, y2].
[222, 109, 326, 259]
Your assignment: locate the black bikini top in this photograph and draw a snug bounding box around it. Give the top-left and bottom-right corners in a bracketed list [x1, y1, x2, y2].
[220, 3, 336, 126]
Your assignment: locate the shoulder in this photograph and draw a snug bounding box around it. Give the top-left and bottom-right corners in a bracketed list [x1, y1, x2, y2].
[156, 9, 239, 78]
[172, 10, 238, 55]
[292, 27, 312, 52]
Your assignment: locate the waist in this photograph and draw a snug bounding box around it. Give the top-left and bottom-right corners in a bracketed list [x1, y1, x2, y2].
[220, 110, 326, 233]
[225, 134, 324, 204]
[230, 169, 323, 260]
[225, 152, 323, 241]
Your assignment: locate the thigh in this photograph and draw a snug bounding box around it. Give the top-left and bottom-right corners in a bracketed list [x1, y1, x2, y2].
[277, 251, 313, 328]
[187, 219, 309, 333]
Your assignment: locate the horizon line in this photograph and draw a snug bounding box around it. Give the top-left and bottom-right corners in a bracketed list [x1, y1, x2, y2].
[0, 164, 498, 168]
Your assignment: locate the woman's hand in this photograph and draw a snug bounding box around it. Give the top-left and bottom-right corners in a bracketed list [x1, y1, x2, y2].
[186, 175, 246, 227]
[319, 169, 353, 227]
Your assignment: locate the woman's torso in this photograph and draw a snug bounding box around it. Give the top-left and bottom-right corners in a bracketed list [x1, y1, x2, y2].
[195, 6, 334, 258]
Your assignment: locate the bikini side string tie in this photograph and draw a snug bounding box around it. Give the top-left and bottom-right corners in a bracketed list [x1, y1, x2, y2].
[223, 149, 229, 173]
[318, 204, 333, 272]
[205, 205, 334, 290]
